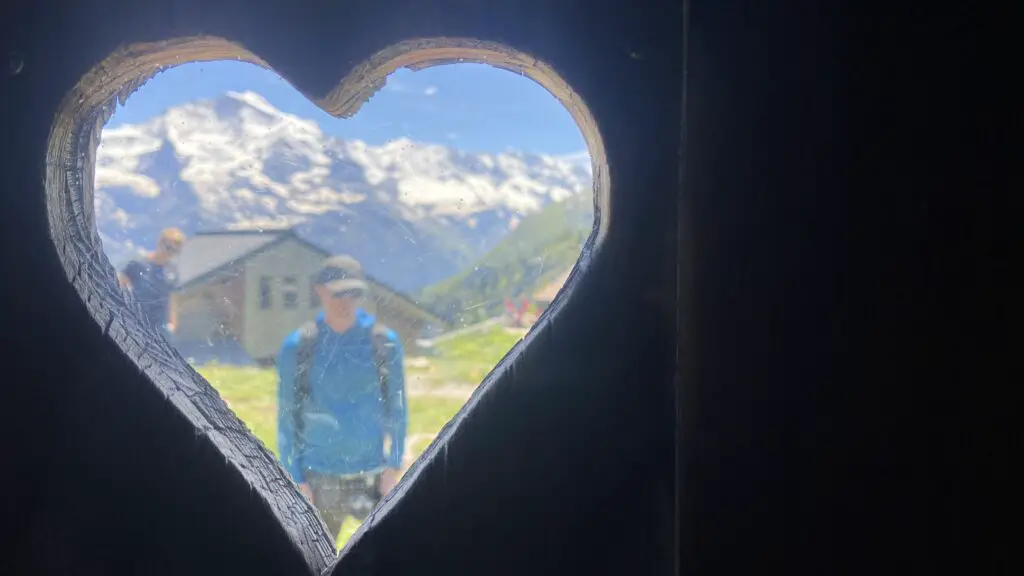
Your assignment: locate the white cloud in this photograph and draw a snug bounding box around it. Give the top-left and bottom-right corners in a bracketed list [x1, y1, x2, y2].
[446, 132, 459, 140]
[423, 86, 439, 97]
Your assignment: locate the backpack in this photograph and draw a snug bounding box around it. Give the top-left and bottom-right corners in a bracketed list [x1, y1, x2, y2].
[291, 319, 395, 479]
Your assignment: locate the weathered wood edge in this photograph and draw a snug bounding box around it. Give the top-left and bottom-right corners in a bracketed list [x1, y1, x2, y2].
[320, 38, 611, 569]
[45, 36, 337, 576]
[318, 36, 610, 244]
[43, 34, 610, 576]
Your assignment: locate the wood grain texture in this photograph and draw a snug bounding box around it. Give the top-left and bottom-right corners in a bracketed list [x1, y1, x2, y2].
[45, 37, 336, 576]
[44, 30, 613, 576]
[6, 1, 680, 574]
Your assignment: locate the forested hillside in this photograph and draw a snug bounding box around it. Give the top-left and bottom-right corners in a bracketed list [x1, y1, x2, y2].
[418, 192, 592, 325]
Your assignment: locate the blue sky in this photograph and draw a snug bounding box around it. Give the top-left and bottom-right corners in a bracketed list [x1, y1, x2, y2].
[106, 60, 587, 156]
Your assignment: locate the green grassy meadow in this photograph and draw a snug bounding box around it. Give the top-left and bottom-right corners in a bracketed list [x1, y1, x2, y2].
[199, 365, 469, 457]
[195, 323, 523, 550]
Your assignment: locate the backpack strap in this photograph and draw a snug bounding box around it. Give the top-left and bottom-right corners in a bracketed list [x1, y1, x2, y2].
[370, 323, 398, 475]
[292, 319, 394, 476]
[369, 322, 394, 417]
[292, 320, 319, 480]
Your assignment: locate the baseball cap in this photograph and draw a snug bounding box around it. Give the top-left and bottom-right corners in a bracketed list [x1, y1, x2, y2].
[313, 255, 368, 296]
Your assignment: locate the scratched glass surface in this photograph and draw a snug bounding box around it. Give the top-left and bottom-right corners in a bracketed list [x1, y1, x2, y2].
[95, 59, 593, 551]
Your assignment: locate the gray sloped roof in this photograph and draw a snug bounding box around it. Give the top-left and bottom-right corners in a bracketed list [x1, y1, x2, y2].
[175, 230, 287, 288]
[173, 228, 449, 327]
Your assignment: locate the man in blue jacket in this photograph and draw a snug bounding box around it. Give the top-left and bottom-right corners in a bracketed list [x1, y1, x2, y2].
[277, 255, 407, 542]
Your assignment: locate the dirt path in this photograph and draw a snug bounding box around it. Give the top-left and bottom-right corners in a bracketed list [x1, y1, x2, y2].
[400, 385, 477, 472]
[401, 432, 451, 473]
[427, 317, 502, 344]
[406, 380, 476, 400]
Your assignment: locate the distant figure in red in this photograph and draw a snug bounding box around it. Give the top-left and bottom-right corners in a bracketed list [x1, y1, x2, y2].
[504, 296, 531, 327]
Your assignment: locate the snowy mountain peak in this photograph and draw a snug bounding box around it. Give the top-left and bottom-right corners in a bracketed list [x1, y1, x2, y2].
[224, 90, 286, 118]
[95, 92, 593, 292]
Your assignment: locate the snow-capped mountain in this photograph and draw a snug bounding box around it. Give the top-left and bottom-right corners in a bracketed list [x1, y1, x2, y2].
[95, 90, 593, 293]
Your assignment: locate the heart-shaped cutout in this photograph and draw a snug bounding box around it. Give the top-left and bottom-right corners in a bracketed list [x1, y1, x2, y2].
[47, 35, 607, 573]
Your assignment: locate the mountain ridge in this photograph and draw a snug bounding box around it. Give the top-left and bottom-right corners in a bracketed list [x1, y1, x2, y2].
[95, 90, 593, 293]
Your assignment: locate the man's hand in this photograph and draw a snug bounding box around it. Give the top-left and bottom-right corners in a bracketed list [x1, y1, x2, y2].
[298, 482, 314, 504]
[379, 468, 401, 496]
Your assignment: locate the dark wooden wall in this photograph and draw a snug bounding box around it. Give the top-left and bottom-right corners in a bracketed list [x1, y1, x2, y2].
[0, 1, 1010, 576]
